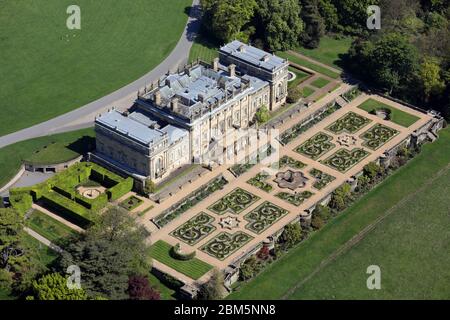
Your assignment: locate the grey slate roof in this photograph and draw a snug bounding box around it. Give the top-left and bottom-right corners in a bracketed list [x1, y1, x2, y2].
[220, 40, 287, 72]
[96, 110, 187, 146]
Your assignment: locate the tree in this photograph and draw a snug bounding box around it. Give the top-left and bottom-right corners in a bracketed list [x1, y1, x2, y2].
[255, 0, 304, 50]
[239, 257, 257, 281]
[363, 162, 383, 180]
[311, 215, 325, 230]
[419, 56, 446, 102]
[27, 273, 87, 300]
[143, 179, 156, 195]
[329, 183, 352, 211]
[255, 105, 270, 124]
[312, 204, 331, 221]
[300, 0, 326, 48]
[128, 275, 160, 300]
[58, 207, 150, 300]
[287, 86, 303, 103]
[331, 0, 379, 34]
[200, 0, 257, 43]
[346, 33, 420, 95]
[280, 223, 302, 248]
[0, 208, 40, 293]
[198, 269, 224, 300]
[318, 0, 339, 31]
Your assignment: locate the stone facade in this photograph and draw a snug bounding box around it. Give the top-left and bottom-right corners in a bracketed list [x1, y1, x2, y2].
[94, 41, 289, 184]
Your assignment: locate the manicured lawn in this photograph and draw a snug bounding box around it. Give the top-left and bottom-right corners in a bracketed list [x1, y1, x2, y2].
[149, 240, 213, 280]
[228, 127, 450, 299]
[26, 210, 77, 243]
[277, 51, 340, 79]
[357, 99, 420, 127]
[119, 195, 144, 211]
[288, 67, 311, 88]
[311, 77, 331, 88]
[294, 35, 353, 70]
[302, 86, 316, 98]
[0, 0, 191, 136]
[0, 128, 95, 188]
[290, 169, 450, 299]
[189, 35, 219, 64]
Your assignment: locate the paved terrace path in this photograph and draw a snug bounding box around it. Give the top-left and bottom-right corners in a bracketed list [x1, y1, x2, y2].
[0, 0, 201, 149]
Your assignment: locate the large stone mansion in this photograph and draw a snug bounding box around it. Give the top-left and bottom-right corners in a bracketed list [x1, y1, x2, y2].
[93, 41, 289, 186]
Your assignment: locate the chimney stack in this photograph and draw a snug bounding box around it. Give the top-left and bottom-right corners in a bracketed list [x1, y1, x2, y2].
[229, 64, 236, 77]
[154, 90, 161, 105]
[171, 97, 179, 113]
[212, 57, 219, 72]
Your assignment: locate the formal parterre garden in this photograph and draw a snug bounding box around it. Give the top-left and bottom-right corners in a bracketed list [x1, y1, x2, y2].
[295, 132, 336, 160]
[208, 188, 260, 215]
[276, 191, 314, 206]
[170, 212, 216, 245]
[9, 162, 133, 227]
[200, 231, 254, 261]
[244, 202, 289, 234]
[276, 155, 307, 169]
[309, 168, 336, 190]
[153, 175, 228, 228]
[246, 172, 273, 193]
[119, 195, 143, 211]
[360, 124, 399, 150]
[326, 112, 372, 134]
[322, 148, 370, 173]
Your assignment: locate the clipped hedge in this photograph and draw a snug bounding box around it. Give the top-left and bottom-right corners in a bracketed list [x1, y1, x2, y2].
[107, 177, 134, 201]
[170, 243, 196, 261]
[41, 191, 94, 228]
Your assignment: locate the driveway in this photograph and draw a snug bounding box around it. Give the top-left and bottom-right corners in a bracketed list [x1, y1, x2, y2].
[0, 0, 201, 149]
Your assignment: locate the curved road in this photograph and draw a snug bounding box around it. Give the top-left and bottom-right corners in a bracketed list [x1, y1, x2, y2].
[0, 0, 201, 149]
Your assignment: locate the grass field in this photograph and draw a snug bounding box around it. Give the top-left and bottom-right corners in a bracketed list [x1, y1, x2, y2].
[302, 87, 316, 98]
[311, 77, 331, 89]
[358, 99, 420, 127]
[290, 169, 450, 299]
[26, 210, 77, 243]
[189, 35, 219, 64]
[277, 51, 341, 79]
[288, 67, 311, 89]
[229, 127, 450, 299]
[294, 35, 353, 70]
[149, 240, 213, 280]
[0, 128, 95, 188]
[0, 0, 191, 136]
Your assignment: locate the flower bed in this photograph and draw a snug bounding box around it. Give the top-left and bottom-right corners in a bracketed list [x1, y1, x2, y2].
[325, 111, 372, 134]
[200, 231, 254, 261]
[279, 102, 341, 145]
[208, 188, 260, 215]
[322, 148, 370, 172]
[247, 172, 273, 193]
[295, 132, 335, 160]
[119, 195, 144, 211]
[170, 212, 216, 245]
[275, 191, 314, 206]
[309, 168, 336, 190]
[153, 175, 228, 228]
[360, 124, 399, 150]
[244, 202, 288, 234]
